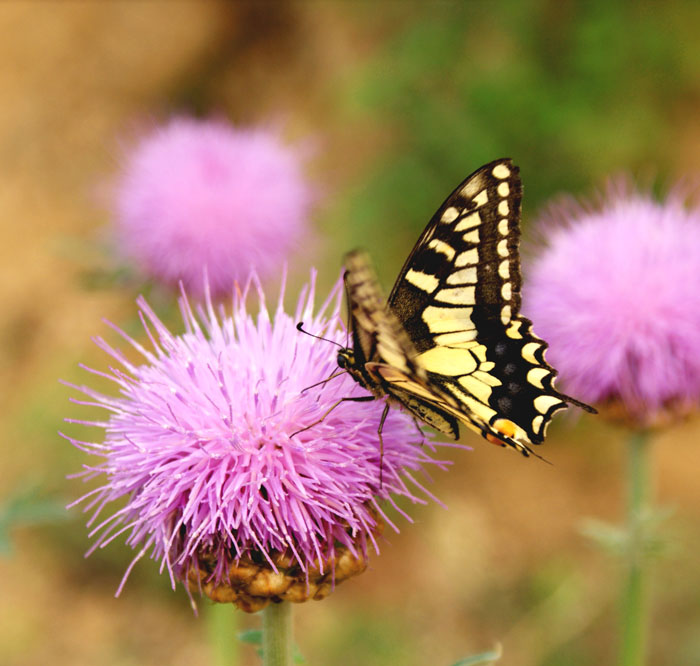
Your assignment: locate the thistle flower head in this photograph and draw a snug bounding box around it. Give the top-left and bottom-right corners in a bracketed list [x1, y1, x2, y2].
[111, 117, 313, 298]
[525, 182, 700, 427]
[63, 274, 449, 610]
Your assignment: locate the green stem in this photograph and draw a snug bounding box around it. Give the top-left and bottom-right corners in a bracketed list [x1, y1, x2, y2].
[620, 430, 652, 666]
[262, 602, 292, 666]
[206, 603, 238, 666]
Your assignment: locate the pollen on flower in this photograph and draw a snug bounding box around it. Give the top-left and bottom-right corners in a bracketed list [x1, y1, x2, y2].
[111, 117, 314, 298]
[62, 273, 453, 611]
[525, 181, 700, 427]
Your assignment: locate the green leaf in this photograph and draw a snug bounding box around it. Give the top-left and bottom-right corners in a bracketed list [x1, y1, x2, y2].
[237, 629, 262, 645]
[238, 628, 305, 661]
[580, 506, 675, 560]
[579, 518, 629, 555]
[0, 481, 69, 556]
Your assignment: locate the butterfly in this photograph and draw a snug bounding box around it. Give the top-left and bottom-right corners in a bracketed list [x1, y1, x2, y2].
[336, 158, 595, 457]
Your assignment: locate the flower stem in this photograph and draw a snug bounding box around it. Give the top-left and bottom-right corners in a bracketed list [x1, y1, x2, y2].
[262, 602, 292, 666]
[620, 430, 651, 666]
[206, 602, 239, 666]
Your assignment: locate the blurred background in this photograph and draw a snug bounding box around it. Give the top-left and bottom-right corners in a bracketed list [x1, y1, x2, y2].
[1, 2, 699, 664]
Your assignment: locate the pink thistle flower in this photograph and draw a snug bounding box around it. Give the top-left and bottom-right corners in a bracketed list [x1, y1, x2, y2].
[524, 182, 700, 427]
[63, 274, 451, 611]
[111, 118, 313, 299]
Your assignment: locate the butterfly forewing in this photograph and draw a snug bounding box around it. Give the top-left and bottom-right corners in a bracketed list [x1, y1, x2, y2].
[344, 250, 425, 380]
[388, 159, 521, 347]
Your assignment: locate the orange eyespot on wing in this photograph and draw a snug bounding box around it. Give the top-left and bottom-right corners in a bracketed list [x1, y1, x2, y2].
[486, 418, 518, 447]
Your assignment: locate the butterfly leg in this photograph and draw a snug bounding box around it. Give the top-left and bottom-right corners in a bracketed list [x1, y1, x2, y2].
[300, 370, 346, 395]
[411, 417, 426, 443]
[377, 402, 391, 488]
[290, 395, 375, 438]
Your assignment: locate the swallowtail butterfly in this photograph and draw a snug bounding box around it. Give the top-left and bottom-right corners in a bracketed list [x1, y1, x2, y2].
[337, 158, 595, 456]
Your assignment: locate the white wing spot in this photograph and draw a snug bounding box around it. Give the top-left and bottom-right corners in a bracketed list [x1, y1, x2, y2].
[527, 367, 550, 389]
[532, 414, 544, 433]
[422, 306, 474, 333]
[473, 369, 502, 387]
[492, 164, 510, 179]
[455, 248, 479, 267]
[506, 320, 523, 339]
[463, 229, 480, 244]
[473, 190, 489, 208]
[436, 286, 476, 305]
[534, 395, 564, 414]
[521, 342, 541, 363]
[500, 304, 512, 324]
[447, 266, 477, 285]
[497, 239, 509, 257]
[455, 211, 480, 231]
[460, 173, 485, 198]
[501, 282, 512, 300]
[427, 239, 456, 260]
[497, 182, 510, 197]
[498, 218, 509, 236]
[459, 375, 492, 404]
[416, 346, 478, 376]
[405, 269, 439, 293]
[442, 207, 459, 223]
[498, 200, 509, 216]
[498, 259, 510, 279]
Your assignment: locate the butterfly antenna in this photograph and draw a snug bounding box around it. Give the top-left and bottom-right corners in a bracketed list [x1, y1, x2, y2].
[343, 269, 351, 348]
[296, 322, 344, 349]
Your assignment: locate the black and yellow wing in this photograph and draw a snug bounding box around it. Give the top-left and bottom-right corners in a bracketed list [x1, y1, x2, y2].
[385, 158, 594, 453]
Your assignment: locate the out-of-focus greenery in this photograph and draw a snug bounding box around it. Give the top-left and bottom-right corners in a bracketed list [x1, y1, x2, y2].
[0, 481, 68, 555]
[330, 1, 700, 282]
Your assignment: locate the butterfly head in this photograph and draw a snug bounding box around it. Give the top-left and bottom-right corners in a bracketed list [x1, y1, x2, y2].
[336, 348, 355, 370]
[337, 346, 375, 393]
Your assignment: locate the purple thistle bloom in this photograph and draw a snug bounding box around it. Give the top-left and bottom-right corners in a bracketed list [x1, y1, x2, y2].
[524, 182, 700, 426]
[111, 117, 313, 298]
[63, 274, 451, 608]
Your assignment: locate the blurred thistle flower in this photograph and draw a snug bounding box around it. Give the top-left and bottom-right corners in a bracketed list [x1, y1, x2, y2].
[63, 274, 450, 612]
[111, 117, 313, 299]
[525, 182, 700, 428]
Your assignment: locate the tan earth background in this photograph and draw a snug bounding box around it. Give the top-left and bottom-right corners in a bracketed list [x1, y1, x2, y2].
[1, 3, 699, 665]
